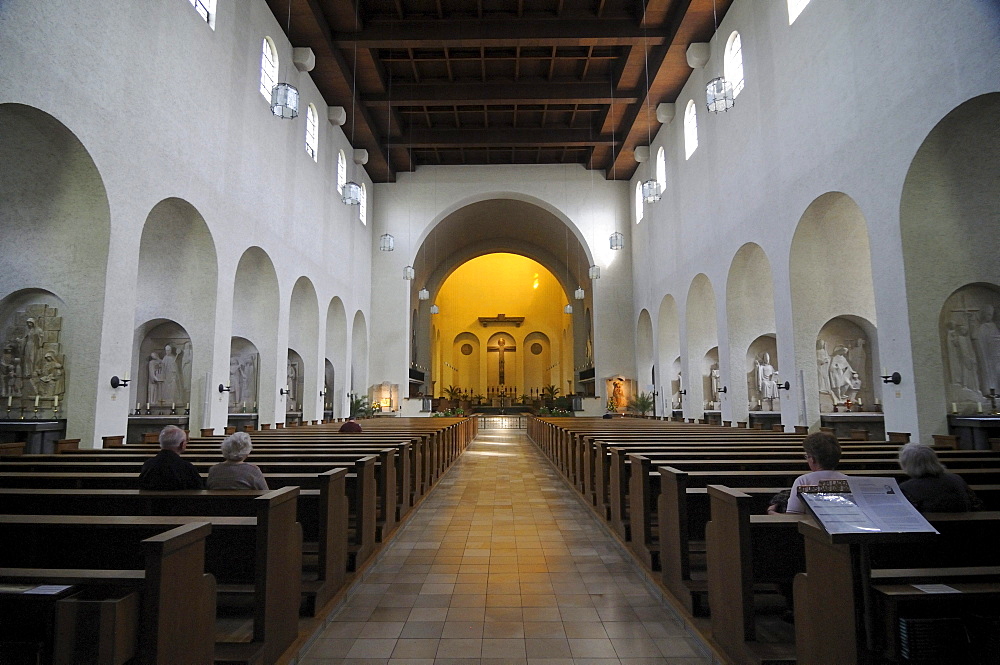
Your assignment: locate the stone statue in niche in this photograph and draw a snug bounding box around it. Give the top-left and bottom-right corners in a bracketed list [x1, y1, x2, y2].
[179, 341, 193, 397]
[19, 318, 44, 382]
[816, 340, 832, 395]
[974, 305, 1000, 393]
[227, 352, 258, 409]
[710, 366, 721, 402]
[286, 360, 298, 403]
[229, 357, 241, 404]
[159, 344, 182, 403]
[1, 344, 20, 398]
[33, 351, 64, 397]
[755, 352, 779, 402]
[942, 289, 1000, 408]
[828, 345, 862, 404]
[147, 352, 164, 403]
[2, 304, 67, 408]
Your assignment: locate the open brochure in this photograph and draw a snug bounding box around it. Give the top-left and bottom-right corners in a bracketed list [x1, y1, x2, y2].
[800, 477, 939, 535]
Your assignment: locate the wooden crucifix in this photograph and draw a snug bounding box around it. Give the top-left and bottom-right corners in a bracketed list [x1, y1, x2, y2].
[487, 338, 516, 385]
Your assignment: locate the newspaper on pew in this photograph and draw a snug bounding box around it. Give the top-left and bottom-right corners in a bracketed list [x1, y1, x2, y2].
[799, 477, 938, 535]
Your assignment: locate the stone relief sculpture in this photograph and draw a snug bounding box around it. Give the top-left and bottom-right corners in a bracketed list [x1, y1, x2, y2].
[828, 345, 862, 403]
[139, 328, 192, 407]
[941, 288, 1000, 409]
[1, 304, 66, 409]
[817, 318, 873, 411]
[286, 359, 298, 404]
[227, 351, 258, 410]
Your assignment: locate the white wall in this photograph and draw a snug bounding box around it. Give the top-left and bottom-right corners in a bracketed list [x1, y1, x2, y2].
[631, 0, 1000, 441]
[0, 0, 372, 443]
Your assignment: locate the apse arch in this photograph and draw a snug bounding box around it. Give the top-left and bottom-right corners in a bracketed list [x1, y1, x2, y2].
[0, 103, 111, 442]
[901, 92, 1000, 441]
[325, 296, 348, 417]
[790, 192, 877, 429]
[636, 309, 654, 392]
[351, 310, 369, 396]
[726, 243, 777, 423]
[289, 276, 319, 420]
[685, 274, 719, 417]
[657, 294, 681, 413]
[232, 246, 280, 423]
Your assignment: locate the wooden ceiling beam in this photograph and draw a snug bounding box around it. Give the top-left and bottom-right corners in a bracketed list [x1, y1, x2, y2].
[366, 82, 641, 105]
[394, 127, 616, 147]
[333, 18, 669, 47]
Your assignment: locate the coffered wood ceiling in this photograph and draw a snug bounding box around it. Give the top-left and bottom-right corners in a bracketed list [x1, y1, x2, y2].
[266, 0, 733, 182]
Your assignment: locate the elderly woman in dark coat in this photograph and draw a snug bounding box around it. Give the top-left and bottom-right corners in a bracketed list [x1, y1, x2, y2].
[897, 443, 979, 513]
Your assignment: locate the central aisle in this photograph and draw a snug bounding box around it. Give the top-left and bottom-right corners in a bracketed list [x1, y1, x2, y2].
[300, 428, 712, 664]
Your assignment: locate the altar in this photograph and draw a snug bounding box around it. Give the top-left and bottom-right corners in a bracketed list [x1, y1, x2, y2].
[0, 420, 66, 453]
[126, 415, 190, 444]
[228, 413, 258, 433]
[947, 416, 1000, 450]
[820, 412, 885, 441]
[749, 411, 782, 430]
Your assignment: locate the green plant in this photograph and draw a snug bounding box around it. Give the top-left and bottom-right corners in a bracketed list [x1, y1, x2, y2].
[519, 394, 531, 404]
[443, 385, 463, 401]
[350, 394, 374, 418]
[628, 391, 655, 416]
[473, 394, 485, 405]
[541, 384, 560, 401]
[538, 406, 550, 415]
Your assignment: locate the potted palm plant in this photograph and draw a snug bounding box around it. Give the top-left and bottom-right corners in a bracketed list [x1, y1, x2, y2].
[541, 384, 560, 407]
[628, 391, 656, 417]
[442, 384, 462, 410]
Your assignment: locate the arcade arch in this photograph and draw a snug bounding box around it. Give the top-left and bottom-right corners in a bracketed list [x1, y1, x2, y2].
[726, 243, 777, 423]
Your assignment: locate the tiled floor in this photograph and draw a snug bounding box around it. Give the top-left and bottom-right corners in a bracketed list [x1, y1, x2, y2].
[299, 428, 713, 665]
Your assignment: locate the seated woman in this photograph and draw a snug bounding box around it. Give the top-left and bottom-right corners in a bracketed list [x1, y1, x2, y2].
[207, 432, 269, 490]
[779, 432, 848, 514]
[897, 442, 980, 513]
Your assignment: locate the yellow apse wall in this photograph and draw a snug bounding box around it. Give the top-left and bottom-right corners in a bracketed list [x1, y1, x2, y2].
[432, 253, 572, 397]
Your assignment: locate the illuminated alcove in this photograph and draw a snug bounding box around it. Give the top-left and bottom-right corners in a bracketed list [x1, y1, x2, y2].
[431, 253, 573, 398]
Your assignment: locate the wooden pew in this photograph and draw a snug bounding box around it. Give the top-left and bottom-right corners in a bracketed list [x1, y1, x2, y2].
[0, 521, 216, 665]
[794, 512, 1000, 665]
[0, 474, 348, 617]
[704, 485, 807, 665]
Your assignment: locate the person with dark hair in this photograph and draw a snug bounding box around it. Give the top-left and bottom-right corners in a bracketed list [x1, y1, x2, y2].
[138, 425, 204, 490]
[780, 432, 848, 514]
[897, 443, 980, 513]
[339, 416, 362, 433]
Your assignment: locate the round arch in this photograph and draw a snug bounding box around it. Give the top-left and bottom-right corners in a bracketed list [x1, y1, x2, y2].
[351, 310, 369, 396]
[325, 296, 348, 417]
[685, 274, 718, 418]
[790, 192, 877, 430]
[0, 103, 111, 443]
[726, 242, 777, 423]
[232, 247, 280, 425]
[657, 294, 681, 413]
[901, 93, 1000, 442]
[636, 309, 654, 393]
[289, 276, 319, 421]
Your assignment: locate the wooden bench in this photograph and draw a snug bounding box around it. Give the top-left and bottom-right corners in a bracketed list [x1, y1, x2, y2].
[705, 485, 807, 665]
[0, 506, 302, 665]
[0, 521, 215, 665]
[794, 512, 1000, 665]
[0, 476, 347, 617]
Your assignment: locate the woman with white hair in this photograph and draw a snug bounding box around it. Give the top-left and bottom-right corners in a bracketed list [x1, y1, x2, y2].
[898, 443, 979, 513]
[207, 432, 268, 490]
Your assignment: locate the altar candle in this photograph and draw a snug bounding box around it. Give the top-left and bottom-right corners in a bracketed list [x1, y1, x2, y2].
[136, 402, 140, 410]
[185, 403, 189, 410]
[35, 395, 39, 407]
[242, 401, 246, 409]
[146, 402, 150, 410]
[978, 402, 984, 413]
[7, 395, 11, 407]
[124, 370, 129, 381]
[952, 402, 958, 413]
[171, 402, 175, 410]
[875, 397, 880, 405]
[54, 395, 58, 408]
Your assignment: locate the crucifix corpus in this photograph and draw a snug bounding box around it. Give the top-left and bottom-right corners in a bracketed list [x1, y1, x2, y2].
[487, 338, 516, 385]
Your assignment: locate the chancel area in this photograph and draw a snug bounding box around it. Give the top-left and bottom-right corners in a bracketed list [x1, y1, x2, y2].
[1, 0, 999, 663]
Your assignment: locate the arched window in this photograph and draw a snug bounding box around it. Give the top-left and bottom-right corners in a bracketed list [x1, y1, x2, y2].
[360, 184, 368, 225]
[787, 0, 810, 24]
[189, 0, 216, 27]
[337, 150, 347, 194]
[684, 100, 698, 160]
[305, 104, 319, 160]
[656, 146, 666, 191]
[724, 32, 745, 98]
[259, 37, 278, 101]
[635, 182, 644, 224]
